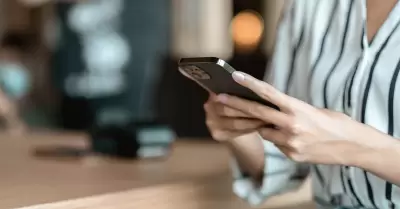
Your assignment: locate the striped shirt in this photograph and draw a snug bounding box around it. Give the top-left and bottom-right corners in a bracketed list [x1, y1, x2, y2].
[231, 0, 400, 208]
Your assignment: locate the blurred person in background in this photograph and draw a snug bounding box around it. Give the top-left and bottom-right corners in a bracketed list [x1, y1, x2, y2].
[205, 0, 400, 208]
[0, 32, 31, 135]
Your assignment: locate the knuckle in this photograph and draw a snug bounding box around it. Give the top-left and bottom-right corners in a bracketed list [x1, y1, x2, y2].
[291, 124, 301, 134]
[209, 130, 217, 138]
[203, 104, 209, 113]
[205, 119, 214, 128]
[284, 101, 296, 113]
[211, 130, 224, 140]
[247, 104, 262, 116]
[216, 104, 237, 117]
[247, 106, 256, 115]
[286, 119, 302, 134]
[203, 102, 211, 111]
[259, 85, 275, 99]
[210, 133, 219, 140]
[287, 138, 303, 151]
[258, 88, 270, 99]
[220, 106, 231, 116]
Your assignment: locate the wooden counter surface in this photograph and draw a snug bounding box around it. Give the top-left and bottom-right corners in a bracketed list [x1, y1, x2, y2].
[0, 132, 313, 209]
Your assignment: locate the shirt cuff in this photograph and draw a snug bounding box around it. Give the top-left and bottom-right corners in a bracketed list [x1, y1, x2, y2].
[230, 139, 301, 206]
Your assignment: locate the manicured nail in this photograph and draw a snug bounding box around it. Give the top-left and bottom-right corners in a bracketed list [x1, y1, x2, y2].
[217, 94, 228, 103]
[232, 71, 245, 82]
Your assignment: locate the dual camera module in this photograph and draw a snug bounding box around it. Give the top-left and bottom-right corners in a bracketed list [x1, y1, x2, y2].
[180, 65, 211, 80]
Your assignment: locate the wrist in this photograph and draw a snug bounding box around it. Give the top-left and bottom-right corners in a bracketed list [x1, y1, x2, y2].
[223, 132, 260, 147]
[223, 132, 265, 179]
[346, 133, 400, 169]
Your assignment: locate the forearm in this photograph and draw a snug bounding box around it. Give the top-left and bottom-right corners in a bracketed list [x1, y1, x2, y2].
[227, 132, 307, 206]
[225, 132, 265, 181]
[349, 133, 400, 186]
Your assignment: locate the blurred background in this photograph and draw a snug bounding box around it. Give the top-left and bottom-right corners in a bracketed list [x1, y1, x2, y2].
[0, 0, 286, 139]
[0, 1, 316, 208]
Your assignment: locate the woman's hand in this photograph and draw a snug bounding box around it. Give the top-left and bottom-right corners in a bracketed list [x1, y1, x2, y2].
[216, 71, 390, 165]
[204, 93, 265, 142]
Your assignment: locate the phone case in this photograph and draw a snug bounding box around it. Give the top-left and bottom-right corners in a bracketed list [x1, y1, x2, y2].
[178, 57, 279, 110]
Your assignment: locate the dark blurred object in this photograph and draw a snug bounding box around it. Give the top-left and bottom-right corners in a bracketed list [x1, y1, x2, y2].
[121, 0, 170, 122]
[53, 0, 171, 129]
[33, 121, 175, 160]
[233, 0, 264, 14]
[292, 163, 311, 180]
[0, 31, 34, 52]
[33, 145, 88, 161]
[51, 0, 176, 158]
[59, 96, 93, 129]
[51, 2, 88, 129]
[228, 53, 269, 80]
[90, 121, 174, 159]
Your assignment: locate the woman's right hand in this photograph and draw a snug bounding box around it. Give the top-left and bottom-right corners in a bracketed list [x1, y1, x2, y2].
[204, 93, 265, 142]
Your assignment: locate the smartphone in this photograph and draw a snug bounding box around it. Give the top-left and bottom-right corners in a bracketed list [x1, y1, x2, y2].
[178, 57, 279, 110]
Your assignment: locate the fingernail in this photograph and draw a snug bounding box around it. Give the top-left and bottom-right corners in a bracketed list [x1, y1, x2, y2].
[232, 71, 245, 82]
[217, 94, 228, 103]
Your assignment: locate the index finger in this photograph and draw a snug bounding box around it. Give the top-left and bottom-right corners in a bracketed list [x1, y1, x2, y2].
[232, 71, 290, 111]
[213, 102, 254, 118]
[205, 94, 254, 118]
[217, 94, 292, 129]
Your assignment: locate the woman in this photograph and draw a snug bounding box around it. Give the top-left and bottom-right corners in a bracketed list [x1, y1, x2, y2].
[204, 0, 400, 208]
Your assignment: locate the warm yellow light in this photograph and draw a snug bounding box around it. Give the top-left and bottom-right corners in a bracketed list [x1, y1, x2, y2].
[231, 10, 264, 51]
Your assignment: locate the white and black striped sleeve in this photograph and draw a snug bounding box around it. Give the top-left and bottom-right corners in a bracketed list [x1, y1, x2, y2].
[231, 1, 310, 206]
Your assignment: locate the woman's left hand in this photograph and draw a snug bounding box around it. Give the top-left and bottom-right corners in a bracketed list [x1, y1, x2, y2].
[216, 71, 388, 166]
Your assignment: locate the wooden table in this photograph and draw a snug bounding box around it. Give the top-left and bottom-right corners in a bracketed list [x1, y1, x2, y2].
[0, 132, 313, 209]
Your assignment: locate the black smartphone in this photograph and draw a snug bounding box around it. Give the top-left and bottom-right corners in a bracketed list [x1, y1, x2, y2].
[178, 57, 279, 110]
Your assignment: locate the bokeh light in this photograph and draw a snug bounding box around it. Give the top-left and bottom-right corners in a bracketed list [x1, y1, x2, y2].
[231, 10, 264, 52]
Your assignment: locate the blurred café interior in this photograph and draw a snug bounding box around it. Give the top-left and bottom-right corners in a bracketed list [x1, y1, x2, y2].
[0, 0, 313, 208]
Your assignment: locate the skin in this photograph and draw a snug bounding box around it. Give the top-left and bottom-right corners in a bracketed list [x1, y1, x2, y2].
[219, 71, 400, 185]
[204, 0, 400, 186]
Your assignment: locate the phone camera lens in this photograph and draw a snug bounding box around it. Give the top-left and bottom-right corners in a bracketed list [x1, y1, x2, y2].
[185, 66, 210, 80]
